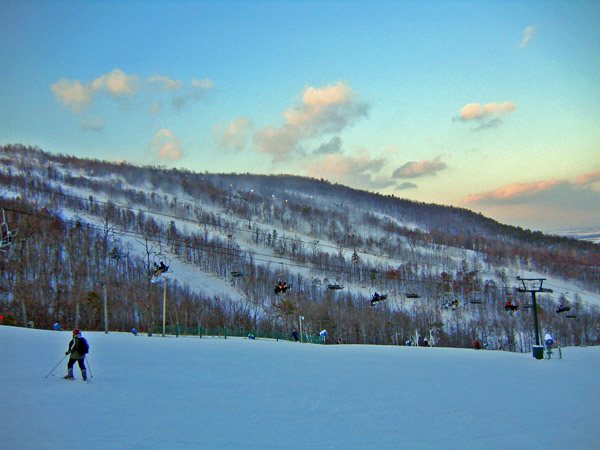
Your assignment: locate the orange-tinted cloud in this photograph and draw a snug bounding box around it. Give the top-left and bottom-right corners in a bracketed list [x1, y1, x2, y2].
[459, 102, 516, 121]
[462, 171, 600, 215]
[150, 129, 182, 161]
[463, 179, 563, 204]
[253, 82, 368, 160]
[575, 170, 600, 186]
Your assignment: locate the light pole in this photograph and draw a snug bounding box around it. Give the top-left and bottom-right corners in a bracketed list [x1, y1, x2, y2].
[299, 315, 304, 343]
[151, 272, 169, 337]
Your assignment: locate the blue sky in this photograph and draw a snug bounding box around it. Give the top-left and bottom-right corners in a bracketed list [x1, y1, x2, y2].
[1, 0, 599, 231]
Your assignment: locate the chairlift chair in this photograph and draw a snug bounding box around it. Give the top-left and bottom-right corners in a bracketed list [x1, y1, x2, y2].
[469, 291, 483, 304]
[0, 208, 17, 251]
[150, 255, 171, 280]
[442, 292, 459, 310]
[108, 247, 122, 261]
[370, 292, 388, 306]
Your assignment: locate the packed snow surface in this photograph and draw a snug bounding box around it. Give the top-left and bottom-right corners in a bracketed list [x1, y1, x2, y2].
[2, 326, 599, 449]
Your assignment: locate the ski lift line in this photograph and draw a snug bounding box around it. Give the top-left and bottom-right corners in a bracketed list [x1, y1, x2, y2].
[9, 204, 600, 303]
[25, 184, 573, 290]
[19, 184, 471, 271]
[3, 205, 491, 292]
[2, 192, 456, 279]
[10, 204, 600, 304]
[6, 190, 600, 301]
[0, 205, 360, 277]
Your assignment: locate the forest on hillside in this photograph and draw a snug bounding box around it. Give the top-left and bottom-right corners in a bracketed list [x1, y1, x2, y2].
[1, 144, 599, 350]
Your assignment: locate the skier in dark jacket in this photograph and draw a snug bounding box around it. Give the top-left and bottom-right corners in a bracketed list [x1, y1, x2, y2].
[64, 329, 89, 381]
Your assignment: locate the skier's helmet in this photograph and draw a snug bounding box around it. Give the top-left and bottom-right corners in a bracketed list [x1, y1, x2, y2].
[72, 329, 80, 336]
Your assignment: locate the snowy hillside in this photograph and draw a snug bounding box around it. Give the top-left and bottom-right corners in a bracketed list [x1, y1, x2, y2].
[1, 145, 599, 351]
[1, 326, 599, 449]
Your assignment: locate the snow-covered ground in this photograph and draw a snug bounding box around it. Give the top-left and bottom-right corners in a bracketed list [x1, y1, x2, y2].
[2, 326, 599, 449]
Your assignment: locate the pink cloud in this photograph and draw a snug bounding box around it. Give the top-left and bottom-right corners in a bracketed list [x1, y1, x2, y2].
[459, 102, 516, 121]
[150, 129, 182, 161]
[575, 170, 600, 186]
[463, 179, 563, 204]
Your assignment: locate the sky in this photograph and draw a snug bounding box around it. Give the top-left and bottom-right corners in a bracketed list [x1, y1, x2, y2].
[2, 326, 599, 449]
[1, 0, 599, 232]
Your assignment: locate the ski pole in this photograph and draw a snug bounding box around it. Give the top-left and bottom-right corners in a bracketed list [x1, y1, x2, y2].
[45, 354, 68, 379]
[85, 356, 93, 378]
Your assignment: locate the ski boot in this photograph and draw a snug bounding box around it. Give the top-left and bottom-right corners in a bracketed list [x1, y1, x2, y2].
[81, 369, 88, 381]
[63, 368, 74, 380]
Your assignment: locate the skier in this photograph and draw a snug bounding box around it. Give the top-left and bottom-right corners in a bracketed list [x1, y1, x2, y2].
[64, 329, 89, 381]
[291, 330, 299, 341]
[154, 261, 169, 276]
[544, 333, 555, 358]
[474, 339, 480, 350]
[544, 333, 554, 350]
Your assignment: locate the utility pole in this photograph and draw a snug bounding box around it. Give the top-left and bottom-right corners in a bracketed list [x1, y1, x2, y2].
[517, 277, 553, 359]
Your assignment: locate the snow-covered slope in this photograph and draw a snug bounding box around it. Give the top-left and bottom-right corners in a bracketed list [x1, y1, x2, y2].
[1, 326, 598, 449]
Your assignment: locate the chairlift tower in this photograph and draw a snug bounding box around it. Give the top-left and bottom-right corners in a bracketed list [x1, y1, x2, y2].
[517, 277, 553, 357]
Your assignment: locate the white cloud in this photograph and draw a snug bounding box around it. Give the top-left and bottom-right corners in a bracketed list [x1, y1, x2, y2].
[519, 26, 537, 48]
[51, 69, 213, 114]
[50, 79, 94, 112]
[91, 69, 139, 97]
[147, 75, 184, 91]
[306, 150, 393, 190]
[213, 116, 253, 152]
[253, 82, 368, 161]
[192, 78, 214, 89]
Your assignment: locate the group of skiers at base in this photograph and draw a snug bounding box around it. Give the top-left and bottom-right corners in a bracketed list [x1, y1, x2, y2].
[63, 329, 89, 381]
